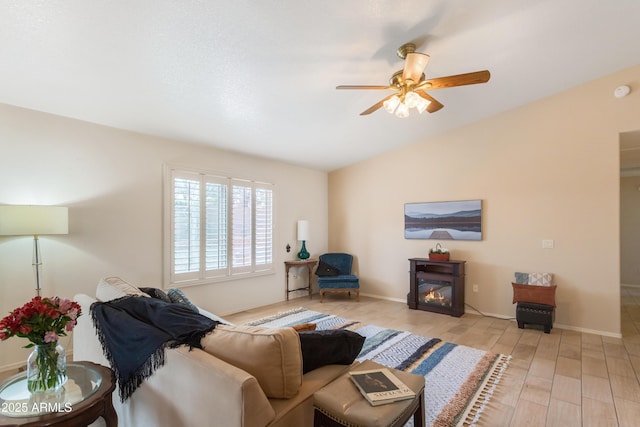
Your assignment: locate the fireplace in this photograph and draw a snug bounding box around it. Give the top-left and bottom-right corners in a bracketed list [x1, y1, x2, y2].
[408, 258, 466, 317]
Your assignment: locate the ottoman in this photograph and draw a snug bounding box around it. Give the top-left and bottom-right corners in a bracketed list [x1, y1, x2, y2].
[516, 302, 555, 334]
[313, 360, 425, 427]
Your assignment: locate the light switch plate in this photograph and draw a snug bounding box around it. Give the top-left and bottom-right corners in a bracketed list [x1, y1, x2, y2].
[542, 239, 554, 249]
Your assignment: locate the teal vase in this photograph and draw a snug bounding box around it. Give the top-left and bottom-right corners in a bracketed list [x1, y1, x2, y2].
[297, 241, 310, 259]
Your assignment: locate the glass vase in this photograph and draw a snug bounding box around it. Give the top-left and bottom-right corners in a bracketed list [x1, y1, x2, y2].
[26, 343, 67, 393]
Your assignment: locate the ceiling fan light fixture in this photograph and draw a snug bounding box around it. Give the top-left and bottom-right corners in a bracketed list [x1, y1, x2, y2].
[415, 97, 431, 114]
[404, 91, 420, 108]
[383, 95, 401, 113]
[395, 102, 410, 118]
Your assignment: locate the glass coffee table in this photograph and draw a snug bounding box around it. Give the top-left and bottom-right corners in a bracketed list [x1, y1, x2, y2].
[0, 361, 117, 426]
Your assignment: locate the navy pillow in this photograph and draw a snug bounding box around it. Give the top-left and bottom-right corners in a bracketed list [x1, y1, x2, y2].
[315, 261, 340, 277]
[139, 287, 172, 303]
[298, 330, 365, 373]
[167, 288, 199, 313]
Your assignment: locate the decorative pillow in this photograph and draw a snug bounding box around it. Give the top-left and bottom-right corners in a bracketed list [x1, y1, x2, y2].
[167, 288, 199, 313]
[512, 283, 557, 307]
[201, 325, 302, 398]
[514, 272, 553, 286]
[96, 277, 150, 301]
[139, 287, 172, 303]
[315, 261, 340, 277]
[297, 329, 365, 373]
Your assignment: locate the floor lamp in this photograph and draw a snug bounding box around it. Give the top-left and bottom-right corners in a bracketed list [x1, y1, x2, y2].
[0, 205, 69, 296]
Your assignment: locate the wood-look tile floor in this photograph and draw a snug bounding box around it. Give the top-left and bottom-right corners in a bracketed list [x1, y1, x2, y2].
[2, 287, 639, 426]
[224, 286, 640, 427]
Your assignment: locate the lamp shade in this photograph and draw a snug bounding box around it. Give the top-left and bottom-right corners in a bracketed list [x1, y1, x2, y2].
[297, 220, 309, 241]
[0, 206, 69, 236]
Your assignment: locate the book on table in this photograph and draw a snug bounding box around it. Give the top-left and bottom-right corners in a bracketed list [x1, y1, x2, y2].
[349, 368, 416, 406]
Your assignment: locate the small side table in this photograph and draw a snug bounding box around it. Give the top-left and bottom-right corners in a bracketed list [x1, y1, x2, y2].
[314, 360, 425, 427]
[0, 361, 117, 427]
[285, 259, 317, 300]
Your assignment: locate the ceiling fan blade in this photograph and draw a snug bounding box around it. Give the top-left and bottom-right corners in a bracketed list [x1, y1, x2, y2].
[336, 85, 393, 90]
[417, 91, 444, 113]
[416, 70, 490, 91]
[360, 94, 397, 115]
[402, 52, 430, 83]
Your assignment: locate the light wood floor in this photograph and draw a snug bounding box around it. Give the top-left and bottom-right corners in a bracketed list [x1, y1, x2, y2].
[2, 288, 639, 426]
[224, 286, 640, 427]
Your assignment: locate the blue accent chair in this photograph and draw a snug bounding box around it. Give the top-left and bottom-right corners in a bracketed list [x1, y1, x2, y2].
[317, 253, 360, 302]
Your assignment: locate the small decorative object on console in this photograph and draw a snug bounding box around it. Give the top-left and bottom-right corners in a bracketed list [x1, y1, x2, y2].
[0, 296, 82, 393]
[428, 242, 450, 261]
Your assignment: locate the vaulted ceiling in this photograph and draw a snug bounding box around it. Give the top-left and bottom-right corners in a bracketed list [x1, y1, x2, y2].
[1, 1, 639, 171]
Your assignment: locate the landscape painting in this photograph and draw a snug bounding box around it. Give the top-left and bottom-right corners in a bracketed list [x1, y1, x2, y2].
[404, 200, 482, 240]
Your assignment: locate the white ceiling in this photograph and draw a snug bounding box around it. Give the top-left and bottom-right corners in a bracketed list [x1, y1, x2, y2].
[1, 1, 639, 171]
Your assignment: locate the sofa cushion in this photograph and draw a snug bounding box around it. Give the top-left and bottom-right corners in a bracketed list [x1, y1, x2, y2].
[167, 288, 199, 313]
[298, 330, 365, 373]
[201, 325, 302, 398]
[96, 276, 150, 301]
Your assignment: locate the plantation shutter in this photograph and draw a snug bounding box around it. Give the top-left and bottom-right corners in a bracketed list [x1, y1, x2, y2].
[204, 178, 228, 277]
[172, 171, 201, 282]
[167, 166, 274, 287]
[231, 181, 252, 274]
[255, 184, 273, 269]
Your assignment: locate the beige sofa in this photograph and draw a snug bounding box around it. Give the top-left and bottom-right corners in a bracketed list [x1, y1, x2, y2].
[73, 277, 351, 427]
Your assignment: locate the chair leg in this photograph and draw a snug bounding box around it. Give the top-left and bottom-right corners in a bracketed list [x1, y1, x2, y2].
[320, 290, 324, 303]
[355, 290, 359, 302]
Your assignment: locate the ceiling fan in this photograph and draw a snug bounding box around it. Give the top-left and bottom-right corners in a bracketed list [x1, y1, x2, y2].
[336, 43, 490, 117]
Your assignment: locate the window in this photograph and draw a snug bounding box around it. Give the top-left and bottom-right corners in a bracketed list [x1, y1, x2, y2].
[164, 166, 274, 287]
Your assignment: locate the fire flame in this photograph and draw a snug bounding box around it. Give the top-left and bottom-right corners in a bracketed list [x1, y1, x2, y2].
[424, 287, 445, 303]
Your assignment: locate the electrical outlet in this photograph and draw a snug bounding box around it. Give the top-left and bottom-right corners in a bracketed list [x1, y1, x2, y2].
[542, 239, 554, 249]
[472, 284, 479, 293]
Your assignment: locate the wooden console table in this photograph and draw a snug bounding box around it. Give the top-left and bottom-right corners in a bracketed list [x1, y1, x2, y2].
[285, 259, 317, 300]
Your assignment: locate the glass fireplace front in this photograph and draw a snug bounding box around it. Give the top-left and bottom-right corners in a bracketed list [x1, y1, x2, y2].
[418, 279, 452, 309]
[408, 258, 465, 317]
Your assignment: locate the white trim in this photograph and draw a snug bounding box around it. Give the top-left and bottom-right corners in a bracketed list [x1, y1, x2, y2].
[360, 292, 622, 338]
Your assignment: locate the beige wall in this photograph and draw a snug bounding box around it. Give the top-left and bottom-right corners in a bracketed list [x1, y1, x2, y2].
[0, 104, 328, 370]
[329, 65, 640, 337]
[621, 174, 640, 285]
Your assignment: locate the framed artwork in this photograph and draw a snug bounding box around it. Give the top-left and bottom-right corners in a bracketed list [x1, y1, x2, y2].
[404, 199, 482, 240]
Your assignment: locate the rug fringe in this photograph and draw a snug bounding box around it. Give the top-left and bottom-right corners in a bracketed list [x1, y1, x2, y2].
[457, 354, 512, 427]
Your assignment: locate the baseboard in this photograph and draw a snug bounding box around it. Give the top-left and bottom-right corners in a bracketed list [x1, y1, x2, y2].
[361, 292, 622, 338]
[553, 323, 622, 339]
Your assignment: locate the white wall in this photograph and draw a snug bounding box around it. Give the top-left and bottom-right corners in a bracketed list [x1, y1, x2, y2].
[0, 103, 328, 370]
[329, 65, 640, 337]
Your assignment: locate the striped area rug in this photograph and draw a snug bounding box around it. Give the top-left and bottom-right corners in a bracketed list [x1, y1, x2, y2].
[247, 307, 511, 427]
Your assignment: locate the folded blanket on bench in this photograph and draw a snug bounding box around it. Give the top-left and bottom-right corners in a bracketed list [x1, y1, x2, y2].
[91, 296, 219, 401]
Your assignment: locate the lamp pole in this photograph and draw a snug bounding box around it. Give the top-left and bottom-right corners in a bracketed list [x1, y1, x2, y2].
[32, 235, 42, 296]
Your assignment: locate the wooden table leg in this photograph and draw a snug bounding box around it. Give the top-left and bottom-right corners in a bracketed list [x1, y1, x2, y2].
[102, 397, 118, 427]
[285, 264, 291, 300]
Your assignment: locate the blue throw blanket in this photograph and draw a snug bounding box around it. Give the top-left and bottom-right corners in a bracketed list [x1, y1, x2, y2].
[91, 296, 219, 401]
